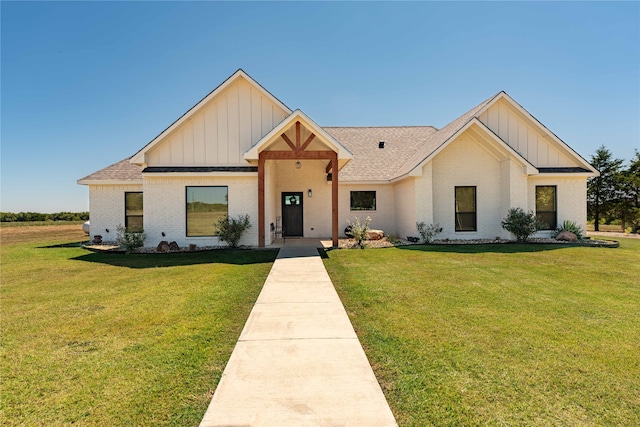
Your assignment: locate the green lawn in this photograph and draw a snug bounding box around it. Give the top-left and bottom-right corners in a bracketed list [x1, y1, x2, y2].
[0, 225, 277, 426]
[324, 240, 640, 426]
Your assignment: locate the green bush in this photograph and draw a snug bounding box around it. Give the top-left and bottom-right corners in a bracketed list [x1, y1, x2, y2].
[552, 220, 584, 240]
[348, 216, 371, 249]
[116, 225, 146, 253]
[416, 222, 443, 243]
[216, 214, 251, 248]
[501, 208, 543, 242]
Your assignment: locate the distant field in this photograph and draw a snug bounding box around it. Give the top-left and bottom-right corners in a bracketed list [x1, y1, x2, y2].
[585, 224, 624, 232]
[1, 224, 276, 426]
[0, 220, 85, 228]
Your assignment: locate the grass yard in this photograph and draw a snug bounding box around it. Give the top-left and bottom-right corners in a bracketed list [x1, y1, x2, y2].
[324, 240, 640, 426]
[1, 224, 277, 426]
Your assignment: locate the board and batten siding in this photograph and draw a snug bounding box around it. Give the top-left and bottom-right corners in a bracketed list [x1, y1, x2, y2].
[478, 99, 579, 168]
[147, 78, 288, 166]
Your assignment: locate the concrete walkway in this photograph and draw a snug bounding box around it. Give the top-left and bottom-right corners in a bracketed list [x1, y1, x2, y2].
[200, 246, 397, 427]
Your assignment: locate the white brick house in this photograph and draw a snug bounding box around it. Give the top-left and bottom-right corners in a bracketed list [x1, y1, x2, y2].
[78, 69, 598, 247]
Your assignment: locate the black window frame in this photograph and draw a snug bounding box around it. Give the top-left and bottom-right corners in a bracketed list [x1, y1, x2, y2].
[455, 186, 477, 232]
[124, 192, 144, 232]
[536, 185, 557, 230]
[350, 191, 376, 211]
[185, 186, 229, 237]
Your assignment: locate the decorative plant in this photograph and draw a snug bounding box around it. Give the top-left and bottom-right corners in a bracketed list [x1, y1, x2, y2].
[348, 216, 371, 249]
[501, 208, 543, 242]
[216, 214, 251, 248]
[116, 225, 146, 253]
[416, 222, 443, 243]
[552, 220, 584, 240]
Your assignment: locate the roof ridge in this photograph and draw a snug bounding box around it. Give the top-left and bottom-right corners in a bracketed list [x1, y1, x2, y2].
[322, 125, 437, 129]
[390, 92, 502, 178]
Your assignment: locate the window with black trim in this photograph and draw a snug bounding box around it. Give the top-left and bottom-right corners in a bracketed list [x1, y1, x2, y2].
[455, 186, 476, 231]
[536, 186, 557, 230]
[350, 191, 376, 211]
[186, 186, 228, 236]
[125, 192, 143, 232]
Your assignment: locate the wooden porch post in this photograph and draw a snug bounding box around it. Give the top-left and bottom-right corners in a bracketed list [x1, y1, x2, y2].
[331, 151, 338, 247]
[258, 153, 265, 247]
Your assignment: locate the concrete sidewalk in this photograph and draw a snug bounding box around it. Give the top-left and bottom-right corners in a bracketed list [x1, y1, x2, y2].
[200, 246, 397, 427]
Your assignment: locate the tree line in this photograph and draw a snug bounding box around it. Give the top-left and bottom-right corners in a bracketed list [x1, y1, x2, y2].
[588, 146, 640, 232]
[0, 212, 89, 222]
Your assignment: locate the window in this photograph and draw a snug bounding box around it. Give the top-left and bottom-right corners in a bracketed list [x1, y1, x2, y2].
[350, 191, 376, 211]
[455, 186, 476, 231]
[125, 192, 143, 232]
[186, 186, 228, 236]
[536, 186, 557, 229]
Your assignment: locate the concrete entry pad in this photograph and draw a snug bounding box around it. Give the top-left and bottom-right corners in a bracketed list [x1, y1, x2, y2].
[199, 246, 397, 427]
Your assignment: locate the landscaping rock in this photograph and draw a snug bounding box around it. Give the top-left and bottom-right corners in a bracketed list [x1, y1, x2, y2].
[156, 240, 170, 252]
[556, 231, 578, 242]
[168, 241, 180, 251]
[368, 229, 384, 240]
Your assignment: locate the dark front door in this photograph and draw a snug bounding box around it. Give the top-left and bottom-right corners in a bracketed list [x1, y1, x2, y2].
[282, 192, 303, 237]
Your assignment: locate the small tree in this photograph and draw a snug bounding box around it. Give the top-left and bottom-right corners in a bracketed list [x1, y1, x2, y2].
[588, 146, 624, 230]
[348, 216, 371, 249]
[501, 208, 542, 242]
[116, 225, 146, 253]
[216, 214, 251, 248]
[416, 222, 442, 243]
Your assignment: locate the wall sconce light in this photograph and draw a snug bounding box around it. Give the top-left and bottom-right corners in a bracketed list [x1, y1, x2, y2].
[295, 160, 301, 169]
[105, 228, 110, 233]
[308, 189, 312, 197]
[161, 232, 166, 237]
[326, 173, 332, 182]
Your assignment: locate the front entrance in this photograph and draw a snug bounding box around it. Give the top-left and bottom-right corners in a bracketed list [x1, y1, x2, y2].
[282, 192, 303, 237]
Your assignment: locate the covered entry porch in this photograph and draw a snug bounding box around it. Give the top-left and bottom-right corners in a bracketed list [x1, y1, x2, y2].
[244, 110, 353, 247]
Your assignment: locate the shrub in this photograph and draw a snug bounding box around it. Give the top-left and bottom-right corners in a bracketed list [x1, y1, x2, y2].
[116, 225, 146, 253]
[216, 214, 251, 248]
[501, 208, 542, 242]
[416, 222, 443, 243]
[552, 220, 584, 240]
[347, 216, 371, 249]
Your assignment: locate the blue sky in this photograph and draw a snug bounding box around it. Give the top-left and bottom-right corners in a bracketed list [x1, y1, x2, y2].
[2, 1, 638, 212]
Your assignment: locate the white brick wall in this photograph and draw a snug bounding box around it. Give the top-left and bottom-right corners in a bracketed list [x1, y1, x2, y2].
[339, 184, 396, 237]
[143, 175, 258, 248]
[273, 160, 331, 238]
[431, 135, 504, 239]
[88, 184, 143, 242]
[528, 176, 587, 238]
[393, 178, 417, 239]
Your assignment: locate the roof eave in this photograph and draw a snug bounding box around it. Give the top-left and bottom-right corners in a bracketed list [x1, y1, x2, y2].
[131, 69, 292, 164]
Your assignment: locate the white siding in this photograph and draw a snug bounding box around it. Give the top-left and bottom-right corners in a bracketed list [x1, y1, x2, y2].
[142, 175, 258, 248]
[146, 78, 288, 166]
[478, 99, 579, 168]
[88, 184, 143, 243]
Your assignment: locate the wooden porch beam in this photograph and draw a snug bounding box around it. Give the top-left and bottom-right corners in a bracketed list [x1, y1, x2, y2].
[331, 151, 338, 247]
[300, 133, 316, 152]
[325, 162, 332, 174]
[280, 133, 296, 152]
[296, 121, 301, 149]
[261, 150, 335, 160]
[258, 153, 265, 247]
